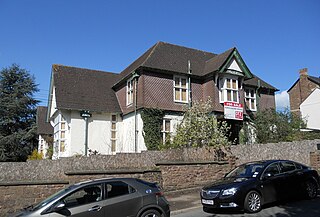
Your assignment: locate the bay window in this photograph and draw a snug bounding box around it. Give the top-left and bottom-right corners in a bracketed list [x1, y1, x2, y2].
[219, 77, 239, 103]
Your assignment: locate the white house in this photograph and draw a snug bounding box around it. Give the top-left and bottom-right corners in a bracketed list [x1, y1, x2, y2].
[300, 88, 320, 130]
[44, 42, 277, 159]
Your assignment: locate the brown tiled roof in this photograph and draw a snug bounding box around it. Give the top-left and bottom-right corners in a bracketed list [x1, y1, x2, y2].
[118, 41, 217, 82]
[37, 106, 53, 135]
[244, 75, 278, 91]
[52, 65, 121, 113]
[203, 48, 235, 75]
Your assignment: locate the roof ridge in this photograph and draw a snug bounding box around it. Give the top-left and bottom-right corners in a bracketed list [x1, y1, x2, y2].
[140, 41, 162, 66]
[159, 41, 216, 55]
[52, 64, 118, 75]
[205, 47, 234, 64]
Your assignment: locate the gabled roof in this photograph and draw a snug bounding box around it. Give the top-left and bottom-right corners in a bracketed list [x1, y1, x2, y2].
[37, 106, 53, 135]
[287, 75, 320, 93]
[115, 42, 256, 87]
[51, 65, 121, 113]
[244, 75, 278, 91]
[116, 42, 216, 84]
[203, 48, 234, 75]
[309, 75, 320, 85]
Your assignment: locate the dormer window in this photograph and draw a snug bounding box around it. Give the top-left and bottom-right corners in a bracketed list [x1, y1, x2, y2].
[174, 76, 189, 103]
[126, 79, 134, 106]
[245, 88, 257, 111]
[219, 76, 239, 103]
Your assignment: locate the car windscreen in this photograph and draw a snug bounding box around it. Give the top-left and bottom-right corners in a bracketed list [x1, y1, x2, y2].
[226, 163, 265, 178]
[31, 185, 77, 211]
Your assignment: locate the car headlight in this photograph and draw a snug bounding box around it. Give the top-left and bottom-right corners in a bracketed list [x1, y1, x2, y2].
[222, 187, 237, 196]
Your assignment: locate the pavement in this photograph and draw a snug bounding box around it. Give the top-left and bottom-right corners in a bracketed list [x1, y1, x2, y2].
[165, 187, 203, 215]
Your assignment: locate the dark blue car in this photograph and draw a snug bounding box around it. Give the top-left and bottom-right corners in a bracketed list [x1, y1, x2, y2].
[201, 160, 319, 213]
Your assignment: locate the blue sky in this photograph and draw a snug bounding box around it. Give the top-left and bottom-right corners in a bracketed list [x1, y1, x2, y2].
[1, 0, 319, 110]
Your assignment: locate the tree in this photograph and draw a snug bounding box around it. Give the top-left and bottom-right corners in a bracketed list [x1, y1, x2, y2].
[165, 99, 232, 149]
[0, 64, 39, 161]
[249, 108, 312, 144]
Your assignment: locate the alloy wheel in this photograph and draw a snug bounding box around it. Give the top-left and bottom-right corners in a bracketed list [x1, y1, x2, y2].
[247, 191, 261, 212]
[306, 181, 317, 199]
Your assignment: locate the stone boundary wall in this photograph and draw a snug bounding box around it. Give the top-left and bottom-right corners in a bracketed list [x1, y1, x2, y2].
[231, 139, 320, 166]
[157, 161, 233, 191]
[0, 147, 221, 182]
[1, 139, 320, 216]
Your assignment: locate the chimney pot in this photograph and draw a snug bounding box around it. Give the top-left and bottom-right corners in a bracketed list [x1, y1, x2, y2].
[299, 68, 308, 76]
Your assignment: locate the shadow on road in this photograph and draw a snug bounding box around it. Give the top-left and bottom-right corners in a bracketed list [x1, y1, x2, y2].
[208, 196, 320, 217]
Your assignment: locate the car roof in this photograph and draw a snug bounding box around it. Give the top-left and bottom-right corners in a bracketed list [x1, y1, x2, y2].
[74, 177, 140, 186]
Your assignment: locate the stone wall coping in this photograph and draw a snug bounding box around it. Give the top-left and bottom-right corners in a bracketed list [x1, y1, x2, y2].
[0, 180, 69, 186]
[156, 161, 228, 166]
[65, 168, 160, 175]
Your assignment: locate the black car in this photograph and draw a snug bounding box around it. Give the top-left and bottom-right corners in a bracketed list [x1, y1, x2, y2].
[12, 178, 170, 217]
[201, 160, 319, 213]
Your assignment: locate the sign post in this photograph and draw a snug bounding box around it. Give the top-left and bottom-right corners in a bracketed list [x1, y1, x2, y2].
[80, 110, 92, 156]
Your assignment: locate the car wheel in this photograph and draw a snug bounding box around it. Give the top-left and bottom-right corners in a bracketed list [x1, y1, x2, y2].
[244, 190, 262, 213]
[140, 209, 161, 217]
[305, 180, 318, 199]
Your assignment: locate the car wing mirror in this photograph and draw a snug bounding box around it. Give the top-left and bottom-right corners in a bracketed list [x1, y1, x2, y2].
[52, 201, 66, 212]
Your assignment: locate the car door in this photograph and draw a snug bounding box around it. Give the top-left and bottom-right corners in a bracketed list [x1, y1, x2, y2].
[49, 183, 105, 217]
[279, 161, 302, 197]
[103, 180, 143, 217]
[260, 162, 282, 203]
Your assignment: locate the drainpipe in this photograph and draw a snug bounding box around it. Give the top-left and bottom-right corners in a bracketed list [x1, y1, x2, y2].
[132, 71, 140, 152]
[188, 60, 192, 107]
[80, 110, 92, 156]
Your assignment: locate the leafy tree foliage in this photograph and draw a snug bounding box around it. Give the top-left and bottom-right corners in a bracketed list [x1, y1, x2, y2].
[247, 108, 320, 144]
[0, 64, 39, 161]
[165, 99, 232, 149]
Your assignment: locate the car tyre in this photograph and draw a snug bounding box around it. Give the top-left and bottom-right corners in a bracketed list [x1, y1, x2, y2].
[244, 190, 262, 213]
[305, 180, 318, 199]
[140, 209, 161, 217]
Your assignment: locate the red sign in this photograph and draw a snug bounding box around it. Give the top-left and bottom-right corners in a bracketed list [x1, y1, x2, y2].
[224, 102, 243, 120]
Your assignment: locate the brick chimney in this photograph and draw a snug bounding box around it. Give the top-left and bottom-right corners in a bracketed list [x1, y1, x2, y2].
[299, 68, 308, 77]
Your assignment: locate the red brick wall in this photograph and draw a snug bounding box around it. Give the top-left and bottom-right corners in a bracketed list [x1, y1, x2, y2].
[289, 75, 319, 114]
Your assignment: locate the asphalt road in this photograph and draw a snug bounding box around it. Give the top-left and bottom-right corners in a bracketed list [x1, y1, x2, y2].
[172, 196, 320, 217]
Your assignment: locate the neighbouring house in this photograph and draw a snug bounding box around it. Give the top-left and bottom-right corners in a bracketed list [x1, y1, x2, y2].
[45, 42, 277, 159]
[300, 88, 320, 130]
[36, 106, 53, 158]
[288, 68, 320, 130]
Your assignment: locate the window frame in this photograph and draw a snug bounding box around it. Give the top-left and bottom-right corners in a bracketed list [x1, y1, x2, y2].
[173, 75, 189, 103]
[219, 76, 239, 103]
[161, 119, 171, 144]
[126, 78, 134, 106]
[245, 87, 257, 111]
[53, 113, 67, 153]
[110, 114, 117, 153]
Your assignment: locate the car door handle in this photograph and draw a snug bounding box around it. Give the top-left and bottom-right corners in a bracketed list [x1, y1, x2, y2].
[88, 205, 102, 212]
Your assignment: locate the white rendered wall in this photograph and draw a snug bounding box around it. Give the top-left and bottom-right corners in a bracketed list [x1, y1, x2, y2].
[38, 135, 50, 158]
[119, 111, 147, 153]
[300, 88, 320, 130]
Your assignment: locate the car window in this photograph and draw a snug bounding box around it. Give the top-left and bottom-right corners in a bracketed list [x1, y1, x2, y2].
[280, 161, 296, 173]
[264, 163, 280, 176]
[106, 181, 136, 198]
[63, 184, 103, 208]
[226, 163, 264, 178]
